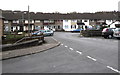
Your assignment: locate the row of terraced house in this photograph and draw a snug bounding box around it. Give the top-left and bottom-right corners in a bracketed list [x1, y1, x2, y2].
[0, 9, 120, 38]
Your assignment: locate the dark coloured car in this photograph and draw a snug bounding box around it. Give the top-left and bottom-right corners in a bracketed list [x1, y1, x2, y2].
[32, 30, 43, 36]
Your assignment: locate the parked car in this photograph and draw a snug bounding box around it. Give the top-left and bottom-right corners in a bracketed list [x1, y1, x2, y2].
[32, 30, 43, 36]
[113, 28, 120, 39]
[43, 30, 54, 36]
[102, 28, 115, 39]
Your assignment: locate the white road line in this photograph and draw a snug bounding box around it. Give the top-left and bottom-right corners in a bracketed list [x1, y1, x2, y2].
[51, 37, 58, 42]
[107, 66, 120, 73]
[61, 44, 64, 46]
[65, 45, 68, 48]
[87, 56, 97, 61]
[76, 51, 82, 54]
[69, 48, 74, 51]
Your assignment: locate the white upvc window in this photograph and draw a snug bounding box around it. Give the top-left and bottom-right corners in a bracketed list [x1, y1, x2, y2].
[44, 20, 49, 23]
[35, 20, 40, 23]
[16, 20, 19, 23]
[44, 20, 54, 23]
[4, 21, 9, 23]
[25, 20, 28, 23]
[13, 20, 17, 23]
[31, 20, 34, 23]
[49, 20, 54, 23]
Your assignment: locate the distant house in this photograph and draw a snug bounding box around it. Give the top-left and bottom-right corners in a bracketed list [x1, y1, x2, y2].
[63, 19, 90, 31]
[1, 10, 119, 33]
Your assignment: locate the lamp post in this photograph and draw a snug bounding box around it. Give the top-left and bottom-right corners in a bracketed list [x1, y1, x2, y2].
[22, 12, 24, 32]
[28, 5, 31, 37]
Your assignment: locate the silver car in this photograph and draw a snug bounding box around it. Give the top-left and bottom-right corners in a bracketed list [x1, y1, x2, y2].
[43, 30, 54, 36]
[113, 28, 120, 39]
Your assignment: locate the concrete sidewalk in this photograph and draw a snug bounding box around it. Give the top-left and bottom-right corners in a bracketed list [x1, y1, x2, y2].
[0, 37, 60, 60]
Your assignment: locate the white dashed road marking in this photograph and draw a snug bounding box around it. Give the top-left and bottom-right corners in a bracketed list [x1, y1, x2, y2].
[65, 45, 68, 48]
[87, 56, 97, 61]
[61, 43, 119, 73]
[51, 37, 58, 42]
[69, 48, 74, 51]
[61, 44, 64, 46]
[76, 51, 82, 54]
[107, 66, 120, 73]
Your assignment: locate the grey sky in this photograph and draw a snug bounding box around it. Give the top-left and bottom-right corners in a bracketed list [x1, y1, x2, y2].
[0, 0, 120, 13]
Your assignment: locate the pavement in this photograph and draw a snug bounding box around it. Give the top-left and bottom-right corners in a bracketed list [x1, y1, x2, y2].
[0, 37, 60, 60]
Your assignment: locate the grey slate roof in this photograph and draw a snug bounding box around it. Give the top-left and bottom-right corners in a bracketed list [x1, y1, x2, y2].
[2, 10, 120, 20]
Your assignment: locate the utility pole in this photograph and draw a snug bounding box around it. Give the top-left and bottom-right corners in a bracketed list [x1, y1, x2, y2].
[28, 5, 31, 37]
[22, 12, 24, 32]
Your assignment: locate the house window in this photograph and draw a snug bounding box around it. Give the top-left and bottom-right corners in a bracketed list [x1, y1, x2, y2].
[35, 20, 40, 23]
[58, 25, 60, 29]
[77, 20, 82, 22]
[4, 21, 9, 23]
[25, 20, 28, 23]
[13, 20, 17, 23]
[11, 27, 13, 31]
[54, 26, 56, 28]
[71, 25, 76, 29]
[84, 20, 88, 22]
[44, 20, 54, 23]
[65, 25, 68, 29]
[16, 20, 19, 23]
[31, 20, 34, 23]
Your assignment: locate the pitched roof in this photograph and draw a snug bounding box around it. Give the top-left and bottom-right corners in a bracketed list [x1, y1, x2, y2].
[2, 10, 119, 20]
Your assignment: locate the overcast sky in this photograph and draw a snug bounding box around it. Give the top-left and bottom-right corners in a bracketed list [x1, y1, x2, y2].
[0, 0, 120, 13]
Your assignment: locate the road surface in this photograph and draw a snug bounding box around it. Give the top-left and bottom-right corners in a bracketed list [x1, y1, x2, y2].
[2, 32, 119, 73]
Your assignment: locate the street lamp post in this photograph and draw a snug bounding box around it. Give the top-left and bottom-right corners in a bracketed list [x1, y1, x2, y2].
[22, 12, 24, 32]
[28, 5, 31, 37]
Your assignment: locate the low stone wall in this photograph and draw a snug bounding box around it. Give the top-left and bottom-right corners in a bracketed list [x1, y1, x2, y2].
[2, 35, 44, 51]
[2, 39, 41, 51]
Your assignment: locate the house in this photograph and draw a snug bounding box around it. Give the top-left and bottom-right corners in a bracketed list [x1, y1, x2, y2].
[1, 10, 119, 33]
[33, 13, 63, 31]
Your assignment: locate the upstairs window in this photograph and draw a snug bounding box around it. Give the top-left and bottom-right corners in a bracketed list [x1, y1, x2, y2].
[4, 21, 9, 23]
[13, 20, 19, 23]
[35, 20, 40, 23]
[84, 20, 88, 22]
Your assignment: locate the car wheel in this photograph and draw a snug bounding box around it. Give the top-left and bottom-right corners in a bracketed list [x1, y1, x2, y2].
[108, 35, 112, 39]
[103, 36, 108, 39]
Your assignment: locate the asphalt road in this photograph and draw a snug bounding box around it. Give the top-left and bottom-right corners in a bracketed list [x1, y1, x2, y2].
[2, 32, 119, 73]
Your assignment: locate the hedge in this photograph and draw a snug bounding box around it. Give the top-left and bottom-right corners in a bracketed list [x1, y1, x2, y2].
[80, 30, 102, 37]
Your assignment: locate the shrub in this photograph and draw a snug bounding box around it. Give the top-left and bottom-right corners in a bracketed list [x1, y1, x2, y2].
[80, 30, 102, 37]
